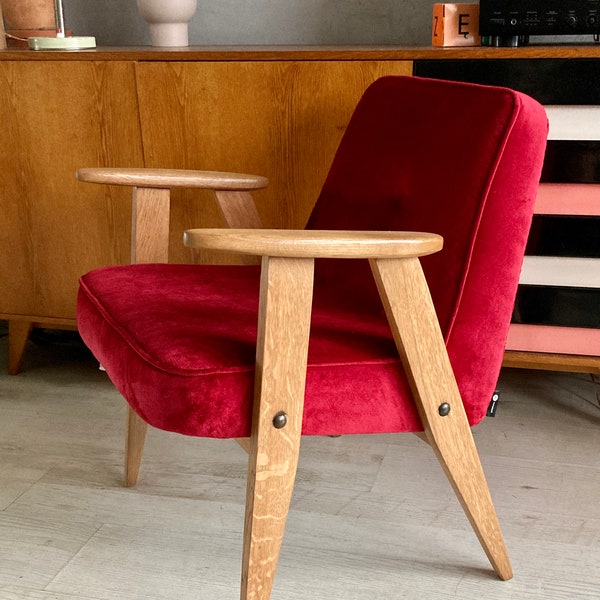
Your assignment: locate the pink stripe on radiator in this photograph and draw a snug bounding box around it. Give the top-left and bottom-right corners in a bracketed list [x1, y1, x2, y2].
[507, 324, 600, 356]
[535, 184, 600, 216]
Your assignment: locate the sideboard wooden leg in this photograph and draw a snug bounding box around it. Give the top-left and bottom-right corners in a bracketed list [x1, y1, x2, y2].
[8, 320, 33, 375]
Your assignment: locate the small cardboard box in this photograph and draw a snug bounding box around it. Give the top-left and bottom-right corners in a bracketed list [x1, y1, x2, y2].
[432, 3, 481, 47]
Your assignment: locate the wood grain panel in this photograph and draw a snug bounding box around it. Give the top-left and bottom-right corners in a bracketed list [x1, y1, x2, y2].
[0, 61, 143, 320]
[135, 60, 412, 264]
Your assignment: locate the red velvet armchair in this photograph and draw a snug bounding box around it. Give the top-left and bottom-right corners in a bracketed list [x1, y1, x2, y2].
[77, 76, 548, 598]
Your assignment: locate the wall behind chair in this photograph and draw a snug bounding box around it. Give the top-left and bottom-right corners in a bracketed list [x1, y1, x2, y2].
[61, 0, 433, 46]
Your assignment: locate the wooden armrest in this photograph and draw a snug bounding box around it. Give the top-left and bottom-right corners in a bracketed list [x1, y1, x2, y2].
[77, 169, 265, 264]
[76, 168, 268, 191]
[183, 229, 443, 259]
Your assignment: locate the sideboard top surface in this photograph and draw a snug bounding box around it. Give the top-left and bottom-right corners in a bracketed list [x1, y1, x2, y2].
[2, 45, 600, 62]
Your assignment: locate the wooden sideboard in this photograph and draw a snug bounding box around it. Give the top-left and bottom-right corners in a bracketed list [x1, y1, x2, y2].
[1, 45, 599, 374]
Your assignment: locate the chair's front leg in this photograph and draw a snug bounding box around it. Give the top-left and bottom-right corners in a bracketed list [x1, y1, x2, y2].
[241, 255, 315, 600]
[120, 186, 170, 486]
[131, 187, 171, 264]
[370, 257, 512, 581]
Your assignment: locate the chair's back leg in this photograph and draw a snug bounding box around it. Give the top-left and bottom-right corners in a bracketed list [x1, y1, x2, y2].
[214, 190, 263, 229]
[241, 256, 314, 600]
[125, 406, 148, 487]
[214, 190, 263, 266]
[370, 257, 513, 581]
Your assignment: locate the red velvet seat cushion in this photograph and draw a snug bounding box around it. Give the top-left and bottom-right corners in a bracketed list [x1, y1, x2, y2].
[77, 75, 548, 440]
[78, 263, 418, 438]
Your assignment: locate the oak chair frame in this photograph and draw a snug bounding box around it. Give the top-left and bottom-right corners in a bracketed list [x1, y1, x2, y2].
[183, 228, 512, 597]
[78, 168, 512, 599]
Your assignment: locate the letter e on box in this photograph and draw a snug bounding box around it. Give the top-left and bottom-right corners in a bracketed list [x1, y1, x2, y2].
[432, 3, 481, 47]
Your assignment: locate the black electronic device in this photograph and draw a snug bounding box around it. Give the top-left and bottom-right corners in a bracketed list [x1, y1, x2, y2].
[479, 0, 600, 46]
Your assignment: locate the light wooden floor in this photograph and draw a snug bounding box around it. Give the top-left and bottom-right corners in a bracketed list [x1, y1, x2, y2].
[0, 324, 599, 599]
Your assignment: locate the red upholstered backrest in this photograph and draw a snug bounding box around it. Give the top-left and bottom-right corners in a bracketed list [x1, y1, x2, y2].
[307, 76, 548, 425]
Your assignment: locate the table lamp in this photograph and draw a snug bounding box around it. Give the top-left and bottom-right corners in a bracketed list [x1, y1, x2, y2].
[28, 0, 96, 50]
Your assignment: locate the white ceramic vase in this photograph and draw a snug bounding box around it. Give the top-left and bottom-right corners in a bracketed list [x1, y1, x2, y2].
[137, 0, 197, 47]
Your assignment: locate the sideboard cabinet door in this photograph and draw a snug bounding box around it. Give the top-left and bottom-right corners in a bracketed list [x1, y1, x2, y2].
[134, 60, 412, 264]
[1, 56, 411, 372]
[0, 61, 143, 323]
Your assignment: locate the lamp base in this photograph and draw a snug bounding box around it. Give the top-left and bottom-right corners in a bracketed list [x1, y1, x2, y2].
[6, 28, 62, 48]
[28, 36, 96, 50]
